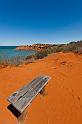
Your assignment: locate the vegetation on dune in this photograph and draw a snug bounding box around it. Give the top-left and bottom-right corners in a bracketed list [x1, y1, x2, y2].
[25, 40, 82, 62]
[34, 50, 48, 59]
[0, 60, 8, 68]
[0, 56, 25, 68]
[45, 40, 82, 53]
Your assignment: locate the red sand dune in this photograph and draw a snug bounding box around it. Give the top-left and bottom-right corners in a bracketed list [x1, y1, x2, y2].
[0, 52, 82, 124]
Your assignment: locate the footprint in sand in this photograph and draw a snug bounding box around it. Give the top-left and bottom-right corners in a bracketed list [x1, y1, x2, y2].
[78, 96, 80, 101]
[60, 61, 67, 65]
[70, 89, 82, 109]
[77, 96, 82, 108]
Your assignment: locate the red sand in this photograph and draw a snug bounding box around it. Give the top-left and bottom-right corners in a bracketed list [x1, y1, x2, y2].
[0, 52, 82, 124]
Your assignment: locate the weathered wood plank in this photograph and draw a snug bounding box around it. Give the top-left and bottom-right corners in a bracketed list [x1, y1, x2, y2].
[8, 75, 44, 104]
[7, 75, 50, 113]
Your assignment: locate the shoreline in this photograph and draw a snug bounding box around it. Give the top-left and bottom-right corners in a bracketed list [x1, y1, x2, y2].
[0, 51, 81, 69]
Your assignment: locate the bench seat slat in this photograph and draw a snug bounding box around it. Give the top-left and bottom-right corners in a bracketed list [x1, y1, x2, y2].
[8, 75, 44, 104]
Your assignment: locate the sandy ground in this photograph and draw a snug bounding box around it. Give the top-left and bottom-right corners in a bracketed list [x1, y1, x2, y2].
[0, 52, 82, 124]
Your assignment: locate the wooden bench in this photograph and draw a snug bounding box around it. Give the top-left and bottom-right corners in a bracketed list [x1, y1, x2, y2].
[7, 75, 51, 124]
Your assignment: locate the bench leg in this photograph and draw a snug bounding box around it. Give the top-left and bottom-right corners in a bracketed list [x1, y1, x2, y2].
[18, 109, 27, 124]
[39, 86, 47, 96]
[7, 104, 27, 124]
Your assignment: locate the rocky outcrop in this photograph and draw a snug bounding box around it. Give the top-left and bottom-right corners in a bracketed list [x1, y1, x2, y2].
[16, 44, 52, 51]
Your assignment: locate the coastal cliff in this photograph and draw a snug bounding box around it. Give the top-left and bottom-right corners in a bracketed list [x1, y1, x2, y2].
[16, 44, 52, 51]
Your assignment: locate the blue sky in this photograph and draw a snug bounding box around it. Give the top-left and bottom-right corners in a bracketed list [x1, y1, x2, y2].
[0, 0, 82, 45]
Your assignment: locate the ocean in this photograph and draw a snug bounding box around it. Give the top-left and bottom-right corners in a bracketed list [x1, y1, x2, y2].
[0, 46, 36, 61]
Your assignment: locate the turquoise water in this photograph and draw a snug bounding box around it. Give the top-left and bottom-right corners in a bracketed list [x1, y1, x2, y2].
[0, 46, 36, 61]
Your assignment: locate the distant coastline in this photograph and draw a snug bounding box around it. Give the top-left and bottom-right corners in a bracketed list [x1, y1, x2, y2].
[0, 40, 82, 68]
[16, 44, 53, 51]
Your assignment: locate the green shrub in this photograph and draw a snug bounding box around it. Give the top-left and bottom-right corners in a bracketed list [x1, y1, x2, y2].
[0, 60, 8, 68]
[26, 54, 35, 60]
[35, 51, 48, 59]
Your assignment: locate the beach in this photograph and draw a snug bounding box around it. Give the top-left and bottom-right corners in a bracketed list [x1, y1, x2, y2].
[0, 52, 82, 124]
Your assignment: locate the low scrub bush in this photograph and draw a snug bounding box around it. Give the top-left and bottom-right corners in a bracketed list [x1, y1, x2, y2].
[35, 50, 48, 59]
